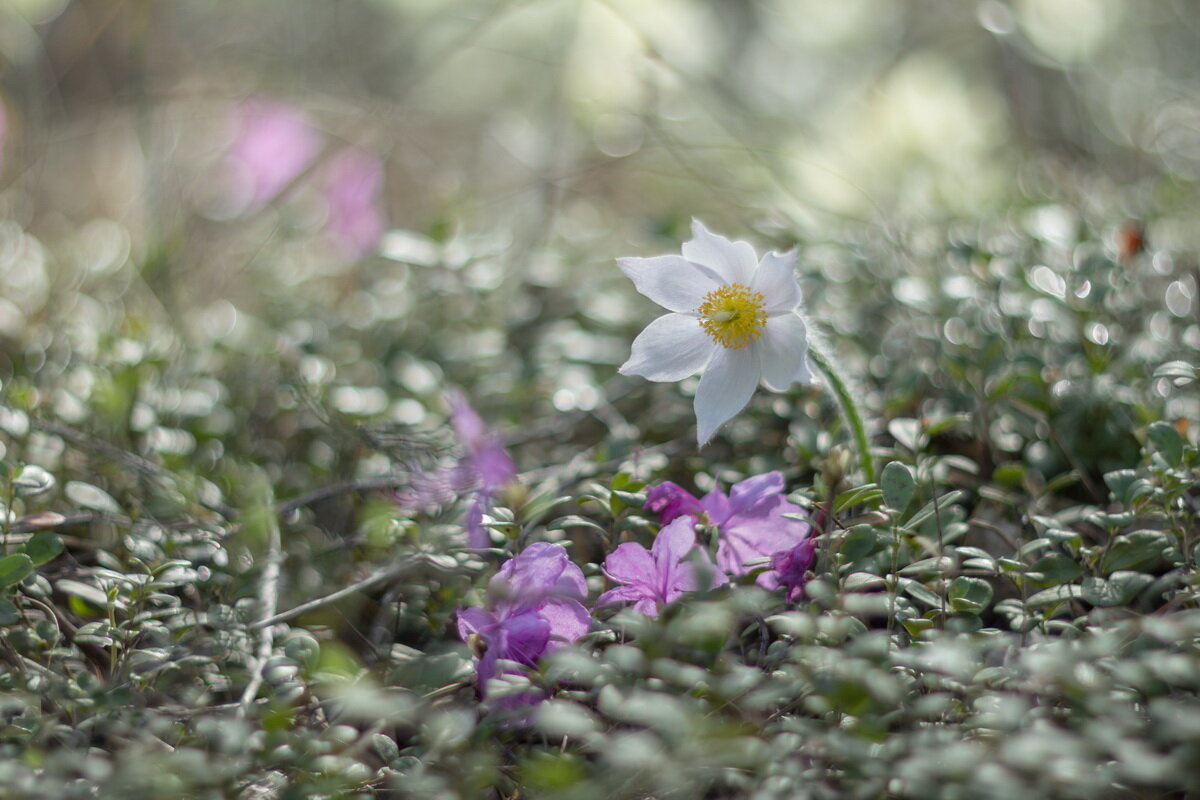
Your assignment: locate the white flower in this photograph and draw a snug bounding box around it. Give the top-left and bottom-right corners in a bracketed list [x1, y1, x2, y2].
[618, 220, 812, 446]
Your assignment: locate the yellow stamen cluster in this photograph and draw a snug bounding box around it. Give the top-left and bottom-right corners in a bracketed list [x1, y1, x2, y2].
[697, 283, 768, 349]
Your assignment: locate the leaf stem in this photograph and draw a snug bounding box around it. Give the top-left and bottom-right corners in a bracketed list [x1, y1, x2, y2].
[808, 344, 876, 484]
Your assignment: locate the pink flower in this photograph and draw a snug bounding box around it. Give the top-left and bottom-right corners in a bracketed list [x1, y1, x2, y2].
[324, 149, 385, 258]
[447, 390, 516, 548]
[397, 391, 516, 548]
[646, 472, 813, 591]
[644, 481, 705, 523]
[771, 538, 817, 602]
[457, 543, 590, 706]
[597, 517, 727, 617]
[225, 99, 320, 210]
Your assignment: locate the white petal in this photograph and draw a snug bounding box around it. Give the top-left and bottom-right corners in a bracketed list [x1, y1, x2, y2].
[620, 314, 714, 382]
[694, 346, 760, 446]
[618, 256, 718, 312]
[752, 250, 802, 313]
[681, 220, 758, 287]
[756, 313, 812, 391]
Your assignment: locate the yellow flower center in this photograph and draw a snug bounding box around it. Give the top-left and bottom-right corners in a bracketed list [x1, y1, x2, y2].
[697, 283, 768, 349]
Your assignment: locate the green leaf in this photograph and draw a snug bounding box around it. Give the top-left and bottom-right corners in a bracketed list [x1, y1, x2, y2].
[1028, 553, 1083, 587]
[552, 515, 608, 536]
[0, 554, 34, 588]
[992, 462, 1026, 489]
[901, 617, 935, 637]
[371, 733, 400, 765]
[1102, 470, 1152, 506]
[901, 579, 942, 609]
[887, 418, 925, 451]
[611, 489, 646, 507]
[1147, 421, 1185, 466]
[947, 576, 994, 614]
[880, 462, 916, 513]
[0, 598, 18, 625]
[833, 484, 882, 514]
[1102, 529, 1170, 573]
[21, 532, 63, 566]
[1025, 584, 1084, 610]
[905, 490, 964, 530]
[1109, 570, 1154, 600]
[923, 413, 972, 438]
[65, 481, 123, 515]
[843, 572, 887, 591]
[1154, 360, 1198, 386]
[12, 465, 55, 498]
[841, 525, 886, 561]
[1082, 573, 1154, 607]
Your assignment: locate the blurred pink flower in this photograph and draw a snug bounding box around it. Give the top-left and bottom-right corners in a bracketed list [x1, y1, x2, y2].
[646, 471, 813, 591]
[225, 98, 319, 210]
[399, 390, 515, 548]
[323, 149, 385, 258]
[597, 516, 726, 617]
[771, 538, 817, 602]
[457, 542, 590, 707]
[447, 389, 516, 548]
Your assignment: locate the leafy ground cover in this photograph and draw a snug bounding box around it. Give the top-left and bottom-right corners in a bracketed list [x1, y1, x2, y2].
[1, 2, 1199, 798]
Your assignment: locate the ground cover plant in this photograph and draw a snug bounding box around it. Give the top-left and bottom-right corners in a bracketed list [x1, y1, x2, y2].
[0, 1, 1199, 798]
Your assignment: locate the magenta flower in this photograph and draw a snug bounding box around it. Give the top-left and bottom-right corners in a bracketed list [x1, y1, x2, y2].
[324, 149, 385, 258]
[447, 389, 516, 548]
[646, 472, 812, 591]
[397, 391, 515, 547]
[225, 98, 320, 211]
[771, 538, 817, 602]
[597, 517, 727, 617]
[645, 481, 704, 523]
[457, 543, 590, 705]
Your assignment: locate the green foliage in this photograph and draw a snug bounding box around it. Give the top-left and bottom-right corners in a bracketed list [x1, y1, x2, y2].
[0, 2, 1198, 798]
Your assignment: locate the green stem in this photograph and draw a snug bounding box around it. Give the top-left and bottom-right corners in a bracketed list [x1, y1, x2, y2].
[809, 344, 876, 484]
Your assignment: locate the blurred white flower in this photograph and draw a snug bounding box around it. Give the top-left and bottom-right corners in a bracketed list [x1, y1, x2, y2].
[618, 220, 812, 445]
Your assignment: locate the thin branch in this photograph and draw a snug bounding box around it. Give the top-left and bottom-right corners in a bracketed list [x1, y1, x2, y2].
[275, 474, 412, 517]
[239, 507, 283, 716]
[250, 558, 424, 630]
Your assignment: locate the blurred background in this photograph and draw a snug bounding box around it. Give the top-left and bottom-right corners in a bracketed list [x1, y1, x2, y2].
[0, 0, 1196, 485]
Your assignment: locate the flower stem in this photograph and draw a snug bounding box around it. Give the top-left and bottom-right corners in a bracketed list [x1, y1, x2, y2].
[808, 343, 876, 484]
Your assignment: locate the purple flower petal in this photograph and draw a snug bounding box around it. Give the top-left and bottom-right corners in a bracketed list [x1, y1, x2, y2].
[700, 489, 733, 526]
[324, 149, 385, 258]
[465, 496, 490, 549]
[599, 517, 719, 617]
[538, 598, 591, 647]
[225, 98, 319, 210]
[474, 443, 516, 492]
[651, 516, 698, 566]
[596, 585, 647, 607]
[603, 542, 658, 587]
[717, 495, 811, 588]
[497, 610, 551, 667]
[645, 482, 704, 523]
[728, 471, 785, 513]
[771, 538, 817, 602]
[447, 389, 490, 450]
[492, 542, 578, 605]
[631, 598, 661, 616]
[459, 543, 590, 707]
[680, 551, 728, 592]
[456, 606, 495, 641]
